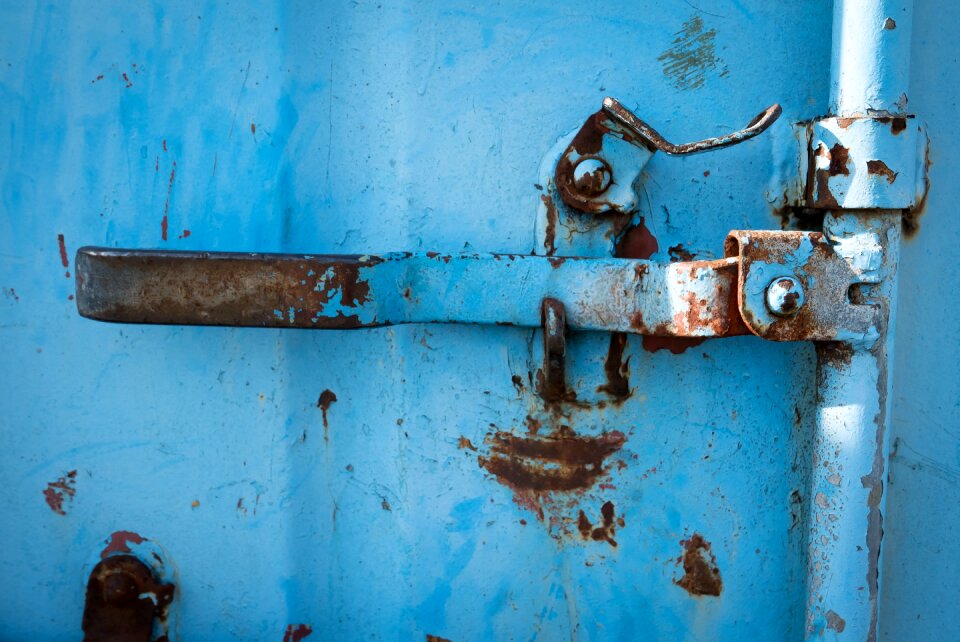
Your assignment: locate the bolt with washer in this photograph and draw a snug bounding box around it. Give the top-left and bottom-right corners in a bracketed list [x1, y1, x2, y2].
[572, 157, 612, 197]
[765, 276, 805, 317]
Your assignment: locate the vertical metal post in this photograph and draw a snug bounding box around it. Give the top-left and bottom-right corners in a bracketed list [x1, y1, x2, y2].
[807, 1, 913, 639]
[830, 0, 914, 116]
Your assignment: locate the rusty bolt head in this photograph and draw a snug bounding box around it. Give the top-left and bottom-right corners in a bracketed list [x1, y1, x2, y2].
[765, 276, 805, 317]
[101, 571, 141, 606]
[572, 157, 612, 197]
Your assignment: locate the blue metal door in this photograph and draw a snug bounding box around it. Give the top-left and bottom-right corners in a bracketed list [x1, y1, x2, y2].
[0, 1, 955, 640]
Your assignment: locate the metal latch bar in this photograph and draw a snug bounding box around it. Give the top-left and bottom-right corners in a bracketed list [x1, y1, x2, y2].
[76, 248, 746, 338]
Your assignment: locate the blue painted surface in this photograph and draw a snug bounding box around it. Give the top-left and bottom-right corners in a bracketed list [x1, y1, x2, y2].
[1, 0, 953, 640]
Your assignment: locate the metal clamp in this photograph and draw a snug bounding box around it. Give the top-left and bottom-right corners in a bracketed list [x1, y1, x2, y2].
[538, 298, 567, 402]
[553, 98, 781, 214]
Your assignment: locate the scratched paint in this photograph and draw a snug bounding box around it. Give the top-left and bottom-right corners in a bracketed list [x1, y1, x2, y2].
[657, 15, 729, 91]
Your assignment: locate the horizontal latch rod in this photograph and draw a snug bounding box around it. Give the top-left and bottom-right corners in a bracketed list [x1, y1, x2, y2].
[76, 248, 746, 337]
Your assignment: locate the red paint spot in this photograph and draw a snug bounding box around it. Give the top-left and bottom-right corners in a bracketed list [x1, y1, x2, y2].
[179, 229, 191, 239]
[162, 139, 168, 152]
[101, 530, 145, 559]
[43, 470, 77, 515]
[251, 122, 256, 135]
[57, 234, 69, 267]
[122, 72, 132, 88]
[90, 74, 104, 84]
[162, 161, 177, 241]
[283, 624, 313, 642]
[68, 294, 74, 301]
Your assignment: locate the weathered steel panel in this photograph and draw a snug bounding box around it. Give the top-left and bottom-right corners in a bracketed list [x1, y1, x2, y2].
[7, 0, 956, 640]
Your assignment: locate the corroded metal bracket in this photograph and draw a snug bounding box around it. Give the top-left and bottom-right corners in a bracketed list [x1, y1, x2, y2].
[553, 97, 781, 215]
[775, 115, 929, 211]
[724, 230, 881, 344]
[82, 555, 175, 642]
[537, 298, 567, 402]
[76, 228, 877, 344]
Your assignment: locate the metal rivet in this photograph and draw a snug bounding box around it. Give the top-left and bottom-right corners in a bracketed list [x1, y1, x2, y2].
[572, 157, 612, 197]
[765, 276, 805, 317]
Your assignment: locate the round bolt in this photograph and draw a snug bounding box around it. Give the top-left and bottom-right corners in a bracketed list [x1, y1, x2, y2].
[765, 276, 805, 317]
[572, 157, 612, 197]
[101, 571, 140, 606]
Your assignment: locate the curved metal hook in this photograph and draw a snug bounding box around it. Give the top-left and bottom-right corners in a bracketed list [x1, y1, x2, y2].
[602, 97, 783, 156]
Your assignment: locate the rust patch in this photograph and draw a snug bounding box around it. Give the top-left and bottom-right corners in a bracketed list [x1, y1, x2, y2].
[541, 194, 558, 256]
[101, 531, 146, 559]
[816, 342, 854, 371]
[810, 141, 848, 208]
[478, 421, 628, 542]
[284, 624, 313, 641]
[620, 222, 715, 353]
[836, 117, 856, 129]
[675, 533, 722, 597]
[479, 426, 626, 494]
[457, 436, 477, 451]
[883, 17, 896, 29]
[43, 470, 77, 515]
[524, 415, 542, 435]
[888, 117, 906, 134]
[425, 636, 451, 642]
[317, 389, 337, 442]
[614, 218, 658, 260]
[511, 374, 525, 394]
[825, 610, 846, 633]
[570, 111, 608, 156]
[76, 250, 382, 328]
[827, 143, 850, 176]
[576, 501, 622, 547]
[657, 15, 728, 91]
[597, 333, 631, 401]
[866, 159, 897, 184]
[668, 243, 696, 262]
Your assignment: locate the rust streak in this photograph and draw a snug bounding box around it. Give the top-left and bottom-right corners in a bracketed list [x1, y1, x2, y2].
[317, 389, 337, 442]
[597, 333, 631, 400]
[57, 234, 69, 267]
[541, 194, 558, 256]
